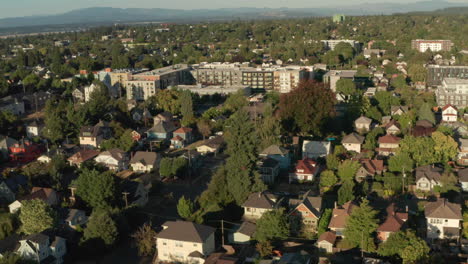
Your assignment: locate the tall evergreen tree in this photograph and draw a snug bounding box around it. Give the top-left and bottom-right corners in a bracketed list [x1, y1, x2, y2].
[179, 90, 194, 126]
[74, 169, 116, 209]
[344, 198, 378, 252]
[338, 180, 355, 205]
[417, 102, 435, 124]
[82, 209, 118, 246]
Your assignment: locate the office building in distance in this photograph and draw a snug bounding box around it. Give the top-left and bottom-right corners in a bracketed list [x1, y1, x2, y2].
[411, 39, 453, 53]
[321, 40, 361, 51]
[436, 78, 468, 108]
[427, 65, 468, 87]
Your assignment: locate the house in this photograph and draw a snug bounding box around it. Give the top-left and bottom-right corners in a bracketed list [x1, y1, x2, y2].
[364, 87, 376, 97]
[0, 95, 25, 115]
[257, 157, 280, 184]
[25, 119, 44, 138]
[341, 133, 365, 153]
[9, 187, 58, 213]
[259, 145, 291, 169]
[411, 121, 435, 137]
[147, 121, 178, 141]
[173, 127, 194, 145]
[156, 221, 216, 264]
[289, 158, 320, 183]
[79, 121, 112, 148]
[328, 201, 357, 237]
[289, 191, 322, 235]
[415, 165, 444, 192]
[129, 151, 160, 173]
[37, 154, 53, 163]
[416, 119, 433, 128]
[131, 129, 145, 142]
[381, 116, 391, 125]
[16, 233, 66, 264]
[442, 104, 458, 123]
[355, 159, 385, 182]
[425, 198, 462, 240]
[317, 231, 336, 253]
[230, 221, 256, 244]
[121, 180, 149, 207]
[302, 141, 332, 159]
[9, 139, 43, 163]
[196, 136, 224, 155]
[355, 116, 372, 132]
[457, 138, 468, 166]
[384, 120, 401, 135]
[377, 204, 408, 242]
[376, 134, 400, 156]
[65, 209, 87, 228]
[170, 136, 186, 149]
[0, 174, 28, 204]
[72, 88, 85, 103]
[67, 149, 100, 167]
[390, 106, 408, 116]
[0, 136, 18, 160]
[242, 191, 279, 221]
[94, 148, 129, 171]
[458, 168, 468, 192]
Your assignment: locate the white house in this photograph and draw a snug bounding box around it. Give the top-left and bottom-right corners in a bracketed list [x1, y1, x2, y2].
[16, 233, 66, 264]
[230, 221, 256, 244]
[94, 148, 129, 171]
[415, 165, 444, 192]
[341, 133, 365, 153]
[289, 158, 320, 183]
[156, 221, 216, 264]
[355, 116, 372, 132]
[425, 199, 462, 240]
[25, 120, 44, 138]
[317, 231, 336, 253]
[242, 192, 279, 221]
[442, 104, 458, 123]
[129, 151, 160, 173]
[302, 141, 331, 159]
[458, 168, 468, 192]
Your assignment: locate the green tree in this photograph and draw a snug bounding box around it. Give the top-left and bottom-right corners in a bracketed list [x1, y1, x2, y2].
[224, 90, 247, 112]
[197, 119, 212, 140]
[320, 170, 338, 189]
[378, 231, 429, 264]
[431, 131, 458, 162]
[74, 169, 116, 209]
[179, 90, 194, 126]
[0, 76, 8, 96]
[19, 200, 56, 235]
[408, 64, 427, 83]
[388, 152, 414, 173]
[82, 209, 118, 246]
[338, 180, 355, 205]
[417, 103, 435, 125]
[172, 157, 188, 177]
[343, 198, 378, 252]
[0, 213, 16, 240]
[363, 127, 384, 150]
[399, 135, 436, 166]
[374, 91, 400, 115]
[253, 209, 289, 243]
[336, 79, 357, 97]
[159, 158, 173, 178]
[177, 196, 195, 220]
[326, 154, 340, 171]
[337, 160, 360, 181]
[155, 89, 181, 114]
[317, 208, 332, 236]
[279, 80, 336, 136]
[132, 223, 157, 256]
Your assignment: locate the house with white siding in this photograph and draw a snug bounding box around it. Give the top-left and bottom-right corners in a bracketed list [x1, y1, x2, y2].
[425, 198, 462, 240]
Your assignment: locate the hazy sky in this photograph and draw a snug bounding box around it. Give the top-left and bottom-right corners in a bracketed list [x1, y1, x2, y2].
[1, 0, 466, 19]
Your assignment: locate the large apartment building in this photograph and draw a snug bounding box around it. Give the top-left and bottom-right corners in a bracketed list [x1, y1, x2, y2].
[427, 65, 468, 87]
[125, 64, 192, 101]
[190, 62, 248, 86]
[436, 78, 468, 108]
[273, 67, 309, 93]
[321, 40, 361, 51]
[323, 70, 357, 92]
[242, 69, 275, 90]
[411, 39, 453, 53]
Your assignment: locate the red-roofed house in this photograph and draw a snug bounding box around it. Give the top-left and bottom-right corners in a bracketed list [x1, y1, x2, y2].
[377, 204, 408, 242]
[171, 127, 194, 149]
[9, 139, 44, 163]
[377, 134, 400, 156]
[67, 149, 100, 167]
[355, 159, 385, 182]
[442, 104, 458, 123]
[288, 158, 320, 183]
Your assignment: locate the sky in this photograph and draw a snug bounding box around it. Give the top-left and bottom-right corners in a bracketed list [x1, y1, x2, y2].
[0, 0, 466, 19]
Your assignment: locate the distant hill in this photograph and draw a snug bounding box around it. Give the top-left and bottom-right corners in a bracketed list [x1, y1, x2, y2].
[0, 0, 467, 32]
[404, 6, 468, 15]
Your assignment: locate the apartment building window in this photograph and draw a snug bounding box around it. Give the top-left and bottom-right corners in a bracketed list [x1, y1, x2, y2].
[175, 242, 183, 247]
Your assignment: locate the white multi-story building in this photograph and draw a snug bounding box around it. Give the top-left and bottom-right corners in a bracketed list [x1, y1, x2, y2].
[273, 67, 309, 93]
[425, 199, 462, 240]
[436, 78, 468, 108]
[411, 39, 453, 53]
[156, 221, 215, 264]
[321, 40, 361, 51]
[83, 83, 98, 102]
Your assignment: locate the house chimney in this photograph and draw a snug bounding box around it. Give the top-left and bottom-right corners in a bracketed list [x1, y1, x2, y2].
[334, 202, 337, 209]
[405, 205, 408, 213]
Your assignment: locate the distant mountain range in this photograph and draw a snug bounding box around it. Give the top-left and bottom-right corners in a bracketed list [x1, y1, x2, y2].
[0, 0, 467, 33]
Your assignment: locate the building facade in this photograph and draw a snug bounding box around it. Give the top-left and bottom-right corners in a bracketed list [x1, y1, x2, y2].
[427, 65, 468, 87]
[436, 78, 468, 108]
[411, 39, 453, 53]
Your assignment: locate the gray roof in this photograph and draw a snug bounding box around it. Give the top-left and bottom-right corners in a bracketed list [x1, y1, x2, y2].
[341, 133, 365, 144]
[236, 221, 256, 237]
[355, 116, 372, 124]
[156, 221, 215, 243]
[260, 145, 289, 156]
[302, 141, 331, 155]
[24, 233, 49, 244]
[425, 198, 462, 220]
[98, 148, 126, 161]
[458, 168, 468, 182]
[242, 191, 278, 209]
[289, 191, 322, 218]
[415, 165, 443, 182]
[147, 121, 177, 134]
[130, 151, 158, 166]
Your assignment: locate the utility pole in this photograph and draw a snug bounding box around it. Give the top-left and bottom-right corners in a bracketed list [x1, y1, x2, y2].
[122, 192, 130, 208]
[402, 168, 406, 194]
[221, 219, 225, 246]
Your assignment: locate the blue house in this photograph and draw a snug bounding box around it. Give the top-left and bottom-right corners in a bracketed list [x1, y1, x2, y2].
[259, 145, 291, 169]
[146, 121, 177, 141]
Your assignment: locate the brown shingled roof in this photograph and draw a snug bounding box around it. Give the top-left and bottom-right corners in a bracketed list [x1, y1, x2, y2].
[378, 134, 400, 144]
[318, 231, 336, 244]
[328, 201, 357, 230]
[425, 198, 462, 220]
[242, 191, 278, 209]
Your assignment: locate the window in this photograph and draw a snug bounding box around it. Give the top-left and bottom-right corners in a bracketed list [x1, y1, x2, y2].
[175, 242, 183, 247]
